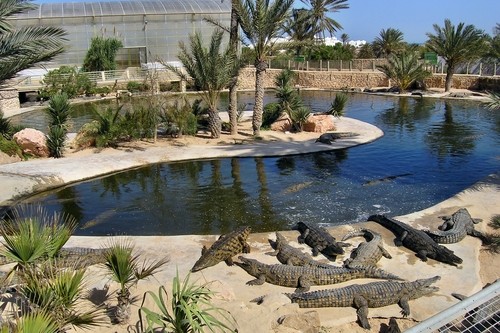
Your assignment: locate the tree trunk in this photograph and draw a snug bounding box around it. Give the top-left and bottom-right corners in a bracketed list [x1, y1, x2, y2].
[252, 60, 267, 137]
[208, 107, 222, 138]
[115, 289, 131, 324]
[228, 3, 239, 135]
[445, 64, 454, 92]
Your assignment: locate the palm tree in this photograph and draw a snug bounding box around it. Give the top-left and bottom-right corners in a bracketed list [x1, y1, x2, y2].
[234, 0, 294, 137]
[426, 19, 488, 92]
[340, 32, 349, 45]
[167, 29, 238, 138]
[377, 51, 431, 92]
[372, 28, 404, 58]
[300, 0, 349, 42]
[0, 0, 66, 86]
[282, 8, 315, 56]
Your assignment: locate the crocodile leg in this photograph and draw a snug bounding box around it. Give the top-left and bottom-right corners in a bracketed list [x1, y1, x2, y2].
[298, 229, 310, 244]
[311, 246, 320, 256]
[353, 294, 371, 329]
[397, 231, 408, 245]
[398, 295, 411, 317]
[296, 275, 312, 292]
[225, 257, 234, 266]
[246, 274, 266, 286]
[417, 250, 429, 261]
[379, 245, 392, 259]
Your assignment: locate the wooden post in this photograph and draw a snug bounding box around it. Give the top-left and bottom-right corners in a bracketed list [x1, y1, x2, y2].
[340, 60, 342, 71]
[479, 63, 482, 76]
[319, 60, 322, 71]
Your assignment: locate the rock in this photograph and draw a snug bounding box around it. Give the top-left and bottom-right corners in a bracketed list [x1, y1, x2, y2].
[13, 128, 49, 157]
[277, 310, 321, 333]
[448, 92, 471, 98]
[303, 114, 335, 133]
[271, 113, 293, 132]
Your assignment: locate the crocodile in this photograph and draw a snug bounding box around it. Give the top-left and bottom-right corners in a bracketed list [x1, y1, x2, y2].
[341, 228, 392, 269]
[235, 256, 402, 292]
[252, 276, 440, 330]
[191, 226, 251, 272]
[315, 132, 360, 145]
[368, 214, 463, 266]
[267, 232, 332, 268]
[423, 208, 484, 244]
[292, 222, 348, 260]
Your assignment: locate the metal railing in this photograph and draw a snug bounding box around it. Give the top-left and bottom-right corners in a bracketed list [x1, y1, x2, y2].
[405, 279, 500, 333]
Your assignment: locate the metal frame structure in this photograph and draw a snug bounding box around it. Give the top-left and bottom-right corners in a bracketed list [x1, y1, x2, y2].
[8, 0, 231, 68]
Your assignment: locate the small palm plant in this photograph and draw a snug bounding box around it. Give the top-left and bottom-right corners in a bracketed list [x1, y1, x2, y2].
[101, 238, 169, 324]
[0, 205, 78, 275]
[45, 92, 72, 158]
[1, 310, 59, 333]
[377, 51, 431, 92]
[327, 92, 348, 117]
[19, 261, 105, 331]
[139, 271, 236, 333]
[485, 91, 500, 110]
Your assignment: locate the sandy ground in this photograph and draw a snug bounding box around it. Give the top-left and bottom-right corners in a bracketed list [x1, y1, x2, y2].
[1, 89, 498, 333]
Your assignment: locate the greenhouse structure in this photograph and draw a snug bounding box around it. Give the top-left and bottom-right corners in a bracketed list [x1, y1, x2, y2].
[8, 0, 232, 69]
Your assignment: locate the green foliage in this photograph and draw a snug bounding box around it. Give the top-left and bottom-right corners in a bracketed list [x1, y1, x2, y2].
[6, 310, 59, 333]
[139, 271, 235, 333]
[0, 0, 66, 86]
[377, 51, 431, 91]
[485, 91, 500, 110]
[356, 43, 375, 59]
[92, 104, 124, 147]
[262, 102, 283, 128]
[489, 214, 500, 229]
[164, 96, 198, 137]
[81, 35, 123, 72]
[0, 205, 78, 270]
[372, 28, 405, 58]
[102, 238, 168, 323]
[40, 66, 95, 99]
[327, 92, 348, 117]
[0, 110, 13, 139]
[127, 81, 148, 92]
[307, 43, 355, 61]
[45, 93, 71, 158]
[289, 106, 311, 132]
[0, 136, 22, 157]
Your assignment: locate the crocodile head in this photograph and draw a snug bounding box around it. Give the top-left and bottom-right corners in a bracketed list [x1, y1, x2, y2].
[235, 256, 265, 277]
[432, 246, 463, 266]
[408, 275, 441, 299]
[323, 243, 345, 256]
[292, 222, 308, 233]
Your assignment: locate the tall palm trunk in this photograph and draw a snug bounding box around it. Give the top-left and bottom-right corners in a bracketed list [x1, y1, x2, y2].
[252, 60, 267, 137]
[445, 63, 455, 92]
[208, 108, 222, 138]
[228, 2, 240, 135]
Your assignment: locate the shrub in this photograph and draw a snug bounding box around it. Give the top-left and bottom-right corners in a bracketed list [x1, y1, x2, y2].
[45, 93, 71, 158]
[81, 36, 123, 72]
[289, 106, 311, 132]
[0, 136, 22, 157]
[40, 66, 95, 99]
[139, 271, 235, 333]
[159, 82, 172, 92]
[127, 81, 147, 92]
[327, 92, 348, 117]
[262, 102, 282, 129]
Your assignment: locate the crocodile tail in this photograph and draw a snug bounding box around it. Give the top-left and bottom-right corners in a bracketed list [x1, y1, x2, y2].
[361, 265, 403, 281]
[341, 228, 366, 241]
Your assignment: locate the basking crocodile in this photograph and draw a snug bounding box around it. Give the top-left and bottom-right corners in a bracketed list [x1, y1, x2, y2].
[341, 228, 392, 269]
[315, 132, 359, 145]
[267, 232, 332, 268]
[368, 214, 463, 266]
[424, 208, 484, 244]
[235, 256, 402, 292]
[191, 226, 251, 272]
[292, 222, 348, 260]
[252, 276, 440, 330]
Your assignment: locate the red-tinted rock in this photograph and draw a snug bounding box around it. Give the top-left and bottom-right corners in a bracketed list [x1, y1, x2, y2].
[303, 114, 336, 133]
[13, 128, 49, 157]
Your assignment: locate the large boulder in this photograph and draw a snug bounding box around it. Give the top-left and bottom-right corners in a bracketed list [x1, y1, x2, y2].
[13, 128, 49, 157]
[271, 113, 293, 132]
[303, 114, 336, 133]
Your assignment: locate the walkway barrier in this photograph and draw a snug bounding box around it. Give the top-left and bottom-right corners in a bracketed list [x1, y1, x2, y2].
[405, 279, 500, 332]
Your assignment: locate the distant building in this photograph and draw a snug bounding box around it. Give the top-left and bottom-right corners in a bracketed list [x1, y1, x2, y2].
[323, 36, 366, 47]
[8, 0, 231, 69]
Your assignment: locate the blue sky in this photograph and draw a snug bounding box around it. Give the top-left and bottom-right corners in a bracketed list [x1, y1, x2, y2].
[33, 0, 500, 44]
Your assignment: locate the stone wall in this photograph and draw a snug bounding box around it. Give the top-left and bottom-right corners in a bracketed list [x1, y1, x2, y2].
[0, 89, 20, 115]
[237, 68, 500, 92]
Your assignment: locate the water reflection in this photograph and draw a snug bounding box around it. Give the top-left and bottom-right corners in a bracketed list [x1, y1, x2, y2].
[425, 102, 476, 157]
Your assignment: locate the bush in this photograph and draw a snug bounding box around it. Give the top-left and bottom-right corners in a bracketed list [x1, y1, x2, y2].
[126, 81, 148, 93]
[327, 92, 348, 117]
[40, 66, 95, 99]
[159, 82, 172, 92]
[262, 102, 282, 129]
[289, 106, 311, 132]
[0, 136, 22, 157]
[45, 93, 71, 158]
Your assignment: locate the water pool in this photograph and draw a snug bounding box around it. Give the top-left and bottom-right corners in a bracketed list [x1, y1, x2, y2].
[12, 91, 500, 236]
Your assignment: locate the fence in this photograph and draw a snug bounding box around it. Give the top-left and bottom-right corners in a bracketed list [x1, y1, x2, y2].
[405, 279, 500, 333]
[266, 58, 499, 76]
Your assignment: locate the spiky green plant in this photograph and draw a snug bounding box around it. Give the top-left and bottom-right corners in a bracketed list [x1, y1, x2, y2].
[19, 261, 105, 331]
[0, 205, 78, 271]
[489, 214, 500, 229]
[46, 125, 66, 158]
[327, 92, 348, 117]
[0, 110, 13, 139]
[5, 310, 59, 333]
[102, 238, 169, 323]
[45, 93, 71, 158]
[377, 52, 431, 92]
[139, 271, 236, 333]
[485, 92, 500, 110]
[289, 106, 311, 132]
